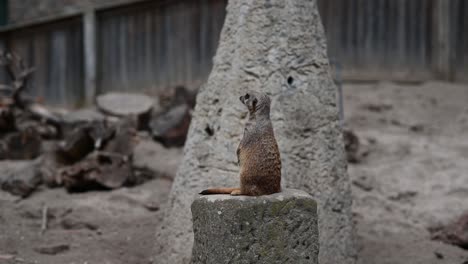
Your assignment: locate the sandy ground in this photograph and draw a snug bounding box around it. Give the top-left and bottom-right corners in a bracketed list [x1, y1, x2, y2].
[1, 80, 468, 264]
[0, 178, 172, 264]
[345, 81, 468, 264]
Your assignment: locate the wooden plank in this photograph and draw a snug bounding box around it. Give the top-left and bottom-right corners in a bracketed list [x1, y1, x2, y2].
[432, 0, 453, 80]
[83, 10, 97, 104]
[49, 29, 67, 105]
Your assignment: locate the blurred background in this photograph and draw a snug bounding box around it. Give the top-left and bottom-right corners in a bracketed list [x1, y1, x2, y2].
[0, 0, 466, 107]
[0, 1, 468, 264]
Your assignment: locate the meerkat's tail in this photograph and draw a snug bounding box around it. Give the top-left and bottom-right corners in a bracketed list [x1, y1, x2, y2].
[199, 188, 240, 195]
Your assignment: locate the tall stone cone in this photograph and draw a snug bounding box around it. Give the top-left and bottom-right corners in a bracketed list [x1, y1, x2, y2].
[154, 0, 355, 264]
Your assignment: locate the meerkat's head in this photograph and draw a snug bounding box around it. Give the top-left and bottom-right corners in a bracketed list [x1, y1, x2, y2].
[239, 91, 271, 116]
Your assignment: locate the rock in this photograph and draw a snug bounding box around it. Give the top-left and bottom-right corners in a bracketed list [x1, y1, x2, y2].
[387, 191, 417, 202]
[61, 218, 98, 231]
[191, 189, 319, 264]
[40, 142, 69, 187]
[409, 124, 425, 133]
[158, 86, 196, 110]
[431, 212, 468, 249]
[344, 129, 360, 163]
[149, 104, 191, 147]
[0, 159, 42, 197]
[34, 244, 70, 255]
[434, 251, 444, 259]
[96, 92, 154, 130]
[0, 130, 42, 160]
[143, 201, 160, 212]
[361, 103, 393, 113]
[352, 174, 375, 192]
[133, 139, 183, 179]
[343, 129, 373, 164]
[154, 0, 354, 263]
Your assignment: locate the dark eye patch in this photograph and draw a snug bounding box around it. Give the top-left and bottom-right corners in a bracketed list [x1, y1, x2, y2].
[252, 98, 258, 107]
[244, 93, 250, 100]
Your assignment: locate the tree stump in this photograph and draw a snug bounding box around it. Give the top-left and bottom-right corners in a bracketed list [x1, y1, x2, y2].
[191, 189, 318, 264]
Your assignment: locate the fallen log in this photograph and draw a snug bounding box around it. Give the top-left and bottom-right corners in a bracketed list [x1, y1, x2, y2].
[59, 151, 133, 192]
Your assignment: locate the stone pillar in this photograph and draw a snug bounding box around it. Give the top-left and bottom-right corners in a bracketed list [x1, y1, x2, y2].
[154, 0, 355, 263]
[191, 189, 318, 264]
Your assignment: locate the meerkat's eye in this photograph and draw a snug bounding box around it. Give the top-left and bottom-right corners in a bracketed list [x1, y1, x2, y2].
[252, 98, 258, 107]
[244, 93, 250, 100]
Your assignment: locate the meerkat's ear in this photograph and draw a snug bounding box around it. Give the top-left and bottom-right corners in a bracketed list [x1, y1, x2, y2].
[252, 98, 258, 108]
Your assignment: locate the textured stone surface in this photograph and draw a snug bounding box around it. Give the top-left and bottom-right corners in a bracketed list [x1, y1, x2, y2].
[154, 0, 354, 263]
[191, 189, 318, 264]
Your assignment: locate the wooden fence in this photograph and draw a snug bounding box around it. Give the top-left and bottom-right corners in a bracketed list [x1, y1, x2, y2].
[318, 0, 468, 82]
[0, 0, 226, 107]
[97, 0, 226, 95]
[0, 0, 466, 107]
[452, 0, 468, 82]
[0, 17, 84, 106]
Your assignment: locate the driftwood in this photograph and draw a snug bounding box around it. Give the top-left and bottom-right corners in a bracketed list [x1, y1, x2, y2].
[58, 126, 95, 163]
[0, 52, 184, 196]
[0, 107, 15, 133]
[0, 52, 63, 162]
[57, 120, 115, 163]
[0, 129, 42, 160]
[59, 151, 133, 192]
[44, 117, 139, 191]
[0, 52, 61, 130]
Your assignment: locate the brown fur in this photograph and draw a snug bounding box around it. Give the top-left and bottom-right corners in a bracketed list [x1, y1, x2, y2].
[200, 91, 281, 196]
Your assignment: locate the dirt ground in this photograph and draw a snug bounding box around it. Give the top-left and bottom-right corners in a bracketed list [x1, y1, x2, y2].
[1, 81, 468, 264]
[345, 81, 468, 264]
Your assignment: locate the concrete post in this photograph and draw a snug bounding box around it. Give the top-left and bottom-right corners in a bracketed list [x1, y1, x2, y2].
[191, 189, 319, 264]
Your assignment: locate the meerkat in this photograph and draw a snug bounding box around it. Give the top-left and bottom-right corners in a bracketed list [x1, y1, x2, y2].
[200, 91, 281, 196]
